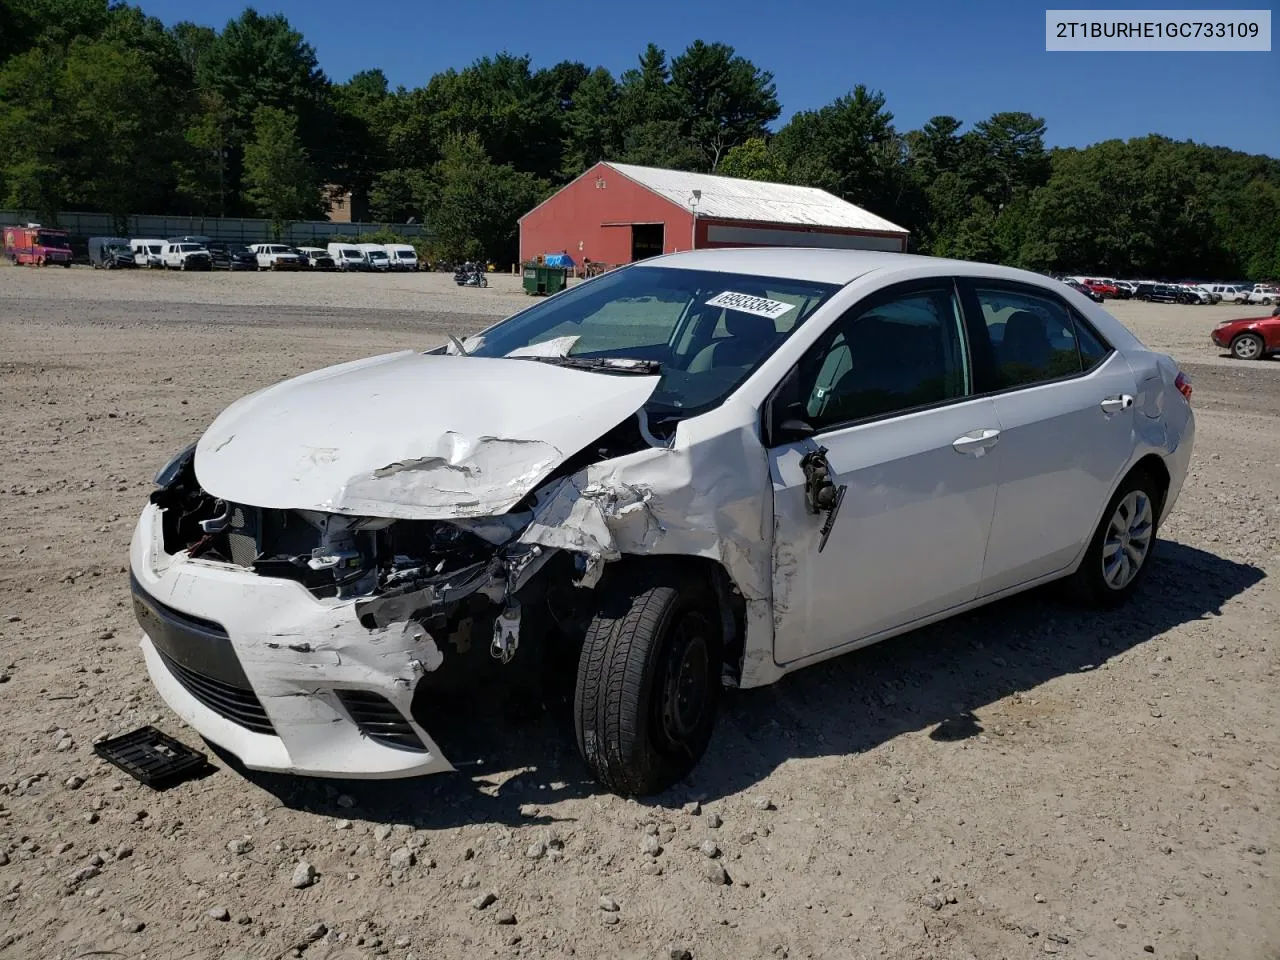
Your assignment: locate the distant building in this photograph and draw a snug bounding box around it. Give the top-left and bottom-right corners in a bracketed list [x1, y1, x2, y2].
[518, 161, 909, 266]
[326, 185, 368, 224]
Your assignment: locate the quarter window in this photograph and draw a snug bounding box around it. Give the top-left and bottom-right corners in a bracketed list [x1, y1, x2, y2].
[796, 286, 970, 431]
[971, 285, 1109, 387]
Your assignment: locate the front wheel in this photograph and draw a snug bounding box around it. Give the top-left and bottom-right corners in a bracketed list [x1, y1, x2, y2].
[574, 566, 722, 796]
[1231, 333, 1264, 361]
[1067, 470, 1161, 608]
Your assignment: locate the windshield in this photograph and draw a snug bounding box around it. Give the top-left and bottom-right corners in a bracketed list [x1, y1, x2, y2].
[367, 250, 388, 260]
[36, 232, 70, 248]
[147, 245, 162, 254]
[180, 244, 203, 252]
[342, 249, 361, 258]
[466, 265, 840, 416]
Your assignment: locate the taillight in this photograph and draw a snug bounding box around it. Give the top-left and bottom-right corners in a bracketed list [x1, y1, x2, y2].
[1175, 371, 1192, 402]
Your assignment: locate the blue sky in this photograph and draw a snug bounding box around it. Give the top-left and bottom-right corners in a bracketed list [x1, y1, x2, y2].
[145, 0, 1279, 156]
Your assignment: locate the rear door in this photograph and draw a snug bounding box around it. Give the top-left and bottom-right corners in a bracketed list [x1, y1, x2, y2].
[769, 279, 1000, 665]
[957, 278, 1137, 596]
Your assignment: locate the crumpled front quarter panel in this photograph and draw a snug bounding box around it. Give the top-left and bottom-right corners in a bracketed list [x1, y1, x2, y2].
[518, 407, 779, 685]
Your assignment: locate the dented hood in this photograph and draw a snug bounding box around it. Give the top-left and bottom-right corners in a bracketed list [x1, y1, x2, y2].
[194, 351, 660, 519]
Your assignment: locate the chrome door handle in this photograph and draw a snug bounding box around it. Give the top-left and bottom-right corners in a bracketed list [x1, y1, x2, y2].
[952, 428, 1001, 456]
[1100, 394, 1134, 415]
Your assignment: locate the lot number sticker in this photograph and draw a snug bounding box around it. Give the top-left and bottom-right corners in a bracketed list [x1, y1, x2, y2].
[705, 291, 796, 320]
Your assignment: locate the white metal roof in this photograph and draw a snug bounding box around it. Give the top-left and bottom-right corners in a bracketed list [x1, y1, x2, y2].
[642, 247, 1077, 289]
[605, 162, 908, 236]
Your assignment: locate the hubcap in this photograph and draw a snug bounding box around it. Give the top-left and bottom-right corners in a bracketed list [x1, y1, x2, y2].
[1235, 337, 1260, 359]
[1101, 491, 1154, 590]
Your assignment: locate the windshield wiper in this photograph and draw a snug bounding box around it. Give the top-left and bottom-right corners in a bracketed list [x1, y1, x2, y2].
[516, 356, 662, 376]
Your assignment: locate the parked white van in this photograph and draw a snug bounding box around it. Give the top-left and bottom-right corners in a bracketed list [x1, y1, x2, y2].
[248, 243, 306, 271]
[326, 243, 369, 271]
[384, 243, 419, 271]
[132, 238, 166, 268]
[357, 243, 392, 272]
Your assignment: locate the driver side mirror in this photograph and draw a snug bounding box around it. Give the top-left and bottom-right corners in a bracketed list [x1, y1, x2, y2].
[777, 417, 816, 440]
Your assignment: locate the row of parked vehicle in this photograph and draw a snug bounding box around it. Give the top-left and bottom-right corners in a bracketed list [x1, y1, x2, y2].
[88, 236, 423, 272]
[1060, 275, 1278, 305]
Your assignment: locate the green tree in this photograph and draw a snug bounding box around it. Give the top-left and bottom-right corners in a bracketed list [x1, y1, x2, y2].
[242, 105, 321, 237]
[61, 36, 178, 229]
[616, 43, 676, 130]
[169, 21, 218, 80]
[773, 84, 908, 221]
[963, 111, 1050, 208]
[425, 132, 548, 264]
[718, 137, 786, 182]
[668, 40, 780, 171]
[0, 45, 69, 218]
[418, 54, 563, 180]
[176, 90, 234, 215]
[561, 67, 621, 176]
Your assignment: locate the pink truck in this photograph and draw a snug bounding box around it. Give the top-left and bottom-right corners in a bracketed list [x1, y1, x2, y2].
[3, 224, 72, 266]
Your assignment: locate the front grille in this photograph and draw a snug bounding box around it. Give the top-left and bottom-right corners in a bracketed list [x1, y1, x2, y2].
[157, 649, 275, 735]
[334, 689, 424, 751]
[226, 504, 258, 567]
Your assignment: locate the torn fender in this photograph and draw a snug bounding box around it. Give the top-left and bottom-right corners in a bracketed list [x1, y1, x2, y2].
[518, 414, 779, 684]
[193, 352, 659, 520]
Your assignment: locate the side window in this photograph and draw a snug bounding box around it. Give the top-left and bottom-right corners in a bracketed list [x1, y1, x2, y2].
[797, 286, 970, 431]
[971, 285, 1106, 387]
[1074, 316, 1110, 371]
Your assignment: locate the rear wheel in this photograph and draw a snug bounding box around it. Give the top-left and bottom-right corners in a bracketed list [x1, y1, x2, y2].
[574, 565, 722, 796]
[1231, 333, 1264, 361]
[1068, 470, 1161, 608]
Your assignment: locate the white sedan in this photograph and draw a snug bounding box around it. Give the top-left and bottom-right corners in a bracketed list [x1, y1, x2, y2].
[130, 249, 1195, 794]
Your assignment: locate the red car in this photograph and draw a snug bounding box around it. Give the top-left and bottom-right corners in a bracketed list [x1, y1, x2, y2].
[1211, 310, 1280, 360]
[1082, 278, 1118, 298]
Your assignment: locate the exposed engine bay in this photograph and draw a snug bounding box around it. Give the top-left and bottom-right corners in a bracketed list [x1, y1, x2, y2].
[148, 413, 680, 682]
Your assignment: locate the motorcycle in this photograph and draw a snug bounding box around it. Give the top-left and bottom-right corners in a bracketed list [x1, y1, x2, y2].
[453, 261, 488, 288]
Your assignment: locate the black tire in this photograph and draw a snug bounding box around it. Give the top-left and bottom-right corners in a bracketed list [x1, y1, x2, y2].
[574, 565, 722, 796]
[1068, 469, 1162, 608]
[1231, 333, 1264, 361]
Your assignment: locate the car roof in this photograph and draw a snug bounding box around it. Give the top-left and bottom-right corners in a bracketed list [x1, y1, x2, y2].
[642, 247, 1068, 289]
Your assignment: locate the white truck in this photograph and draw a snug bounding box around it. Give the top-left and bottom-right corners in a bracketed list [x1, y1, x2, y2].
[1246, 284, 1278, 305]
[160, 241, 212, 270]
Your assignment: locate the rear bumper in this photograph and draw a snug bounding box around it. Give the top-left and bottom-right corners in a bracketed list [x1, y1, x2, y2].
[130, 504, 454, 779]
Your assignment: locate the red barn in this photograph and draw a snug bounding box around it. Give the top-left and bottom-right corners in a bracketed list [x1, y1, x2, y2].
[519, 161, 909, 267]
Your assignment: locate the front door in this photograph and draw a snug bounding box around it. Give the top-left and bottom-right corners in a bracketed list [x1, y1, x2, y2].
[956, 279, 1139, 596]
[769, 281, 1000, 667]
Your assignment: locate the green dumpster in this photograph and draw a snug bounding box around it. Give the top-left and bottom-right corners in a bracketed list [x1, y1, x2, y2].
[523, 263, 568, 296]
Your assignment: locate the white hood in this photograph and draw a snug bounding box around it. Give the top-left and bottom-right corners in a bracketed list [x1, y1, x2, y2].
[194, 351, 660, 519]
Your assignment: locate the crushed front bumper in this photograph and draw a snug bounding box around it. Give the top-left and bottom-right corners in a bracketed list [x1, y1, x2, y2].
[130, 503, 454, 778]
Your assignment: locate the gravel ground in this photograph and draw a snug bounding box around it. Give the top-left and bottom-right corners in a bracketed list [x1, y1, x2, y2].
[0, 266, 1277, 960]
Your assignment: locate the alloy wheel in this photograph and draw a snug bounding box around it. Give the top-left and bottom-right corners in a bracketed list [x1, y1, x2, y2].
[1101, 491, 1154, 590]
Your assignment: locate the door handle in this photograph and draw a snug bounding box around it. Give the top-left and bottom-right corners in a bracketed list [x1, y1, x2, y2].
[952, 428, 1001, 456]
[1100, 394, 1134, 415]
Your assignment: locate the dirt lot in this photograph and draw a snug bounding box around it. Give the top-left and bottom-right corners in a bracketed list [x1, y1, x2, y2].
[1, 266, 1277, 960]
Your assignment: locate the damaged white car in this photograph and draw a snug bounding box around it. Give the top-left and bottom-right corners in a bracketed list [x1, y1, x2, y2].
[130, 248, 1195, 795]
